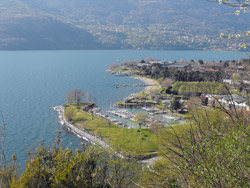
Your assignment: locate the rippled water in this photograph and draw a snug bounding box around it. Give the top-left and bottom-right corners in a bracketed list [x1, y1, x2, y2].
[0, 50, 247, 167]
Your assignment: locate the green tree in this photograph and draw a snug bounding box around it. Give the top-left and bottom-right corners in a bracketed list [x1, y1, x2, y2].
[133, 113, 148, 129]
[178, 85, 189, 96]
[170, 97, 181, 112]
[149, 116, 165, 136]
[142, 95, 250, 187]
[8, 133, 142, 188]
[64, 108, 76, 122]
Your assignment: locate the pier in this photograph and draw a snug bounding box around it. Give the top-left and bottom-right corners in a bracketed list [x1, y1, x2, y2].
[116, 84, 153, 88]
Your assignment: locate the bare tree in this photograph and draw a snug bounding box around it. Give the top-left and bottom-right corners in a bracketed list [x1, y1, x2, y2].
[109, 63, 120, 70]
[66, 89, 84, 106]
[66, 90, 74, 103]
[85, 92, 91, 103]
[94, 97, 97, 105]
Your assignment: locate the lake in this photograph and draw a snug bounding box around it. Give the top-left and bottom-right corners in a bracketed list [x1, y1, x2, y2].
[0, 50, 247, 167]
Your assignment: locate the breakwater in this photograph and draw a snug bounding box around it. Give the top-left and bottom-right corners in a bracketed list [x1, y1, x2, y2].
[53, 105, 110, 148]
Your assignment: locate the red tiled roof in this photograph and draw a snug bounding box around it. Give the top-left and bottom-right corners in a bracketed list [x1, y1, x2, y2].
[209, 68, 218, 72]
[226, 69, 235, 72]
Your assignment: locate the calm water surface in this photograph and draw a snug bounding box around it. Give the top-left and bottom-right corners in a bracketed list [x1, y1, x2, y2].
[0, 50, 247, 167]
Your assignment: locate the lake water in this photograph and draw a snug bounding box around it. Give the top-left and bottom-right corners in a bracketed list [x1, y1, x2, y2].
[0, 50, 247, 167]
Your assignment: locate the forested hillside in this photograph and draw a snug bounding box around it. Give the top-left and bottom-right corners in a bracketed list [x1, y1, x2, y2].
[0, 0, 249, 50]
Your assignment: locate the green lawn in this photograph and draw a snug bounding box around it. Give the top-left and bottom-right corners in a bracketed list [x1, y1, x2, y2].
[65, 104, 158, 157]
[112, 67, 139, 74]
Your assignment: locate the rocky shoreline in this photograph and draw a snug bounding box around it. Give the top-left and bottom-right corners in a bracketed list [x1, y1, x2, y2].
[53, 105, 159, 165]
[53, 105, 110, 148]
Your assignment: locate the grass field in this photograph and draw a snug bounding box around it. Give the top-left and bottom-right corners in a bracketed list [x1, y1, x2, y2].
[65, 104, 159, 157]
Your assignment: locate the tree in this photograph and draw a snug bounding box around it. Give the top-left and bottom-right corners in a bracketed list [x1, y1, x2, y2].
[197, 59, 204, 65]
[190, 59, 195, 64]
[66, 89, 83, 106]
[85, 92, 91, 102]
[66, 90, 74, 103]
[161, 78, 173, 88]
[142, 96, 250, 187]
[149, 116, 165, 136]
[178, 85, 189, 96]
[140, 59, 145, 64]
[133, 113, 148, 129]
[6, 133, 142, 188]
[186, 97, 201, 109]
[64, 108, 76, 122]
[107, 154, 141, 188]
[109, 63, 120, 70]
[170, 97, 181, 112]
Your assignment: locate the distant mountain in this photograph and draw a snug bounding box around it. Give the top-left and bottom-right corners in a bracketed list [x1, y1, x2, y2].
[0, 0, 105, 50]
[0, 0, 249, 50]
[0, 17, 107, 50]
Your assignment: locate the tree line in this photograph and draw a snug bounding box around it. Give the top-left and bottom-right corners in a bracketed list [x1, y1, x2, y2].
[137, 65, 224, 82]
[66, 89, 95, 105]
[0, 131, 141, 188]
[171, 81, 227, 96]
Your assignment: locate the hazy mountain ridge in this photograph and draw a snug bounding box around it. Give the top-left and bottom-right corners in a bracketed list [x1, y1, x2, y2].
[0, 0, 249, 50]
[0, 0, 107, 50]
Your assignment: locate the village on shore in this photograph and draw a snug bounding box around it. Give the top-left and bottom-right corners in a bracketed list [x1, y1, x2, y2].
[53, 56, 250, 161]
[108, 57, 250, 116]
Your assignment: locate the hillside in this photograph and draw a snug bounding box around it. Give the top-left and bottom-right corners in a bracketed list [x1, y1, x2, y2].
[0, 0, 249, 50]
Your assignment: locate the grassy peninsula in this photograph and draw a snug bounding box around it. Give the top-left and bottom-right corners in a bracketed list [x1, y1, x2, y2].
[64, 103, 158, 157]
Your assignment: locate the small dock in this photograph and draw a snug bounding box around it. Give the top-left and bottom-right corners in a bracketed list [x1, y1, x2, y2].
[116, 84, 152, 88]
[107, 109, 135, 120]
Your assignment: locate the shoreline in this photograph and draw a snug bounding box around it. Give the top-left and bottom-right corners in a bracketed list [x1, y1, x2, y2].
[53, 105, 159, 165]
[52, 75, 161, 165]
[132, 76, 159, 92]
[53, 105, 111, 148]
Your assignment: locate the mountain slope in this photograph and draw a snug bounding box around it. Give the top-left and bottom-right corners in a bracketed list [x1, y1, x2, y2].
[0, 0, 106, 50]
[0, 0, 249, 50]
[1, 17, 105, 50]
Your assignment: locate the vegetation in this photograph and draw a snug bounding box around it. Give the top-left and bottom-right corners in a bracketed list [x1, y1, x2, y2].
[64, 104, 158, 157]
[137, 64, 224, 82]
[0, 132, 142, 188]
[64, 107, 76, 122]
[1, 92, 250, 187]
[171, 81, 226, 95]
[133, 113, 148, 129]
[141, 103, 250, 187]
[66, 89, 84, 106]
[109, 63, 120, 70]
[1, 0, 250, 187]
[170, 97, 181, 112]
